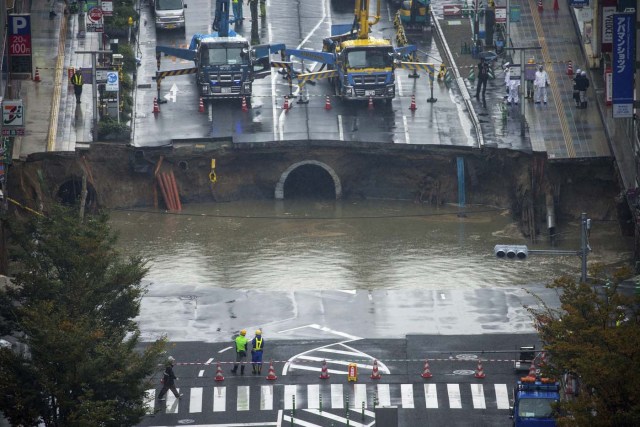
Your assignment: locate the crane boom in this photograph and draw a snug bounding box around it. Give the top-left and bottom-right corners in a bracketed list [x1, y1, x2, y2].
[354, 0, 380, 39]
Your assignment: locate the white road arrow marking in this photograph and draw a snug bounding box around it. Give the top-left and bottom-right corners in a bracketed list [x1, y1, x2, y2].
[163, 83, 179, 103]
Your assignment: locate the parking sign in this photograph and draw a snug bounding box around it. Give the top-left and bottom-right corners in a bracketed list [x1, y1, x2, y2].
[8, 14, 32, 74]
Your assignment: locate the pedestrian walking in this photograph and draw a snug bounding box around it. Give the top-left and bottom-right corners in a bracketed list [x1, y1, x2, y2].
[534, 65, 549, 105]
[248, 0, 258, 23]
[475, 58, 489, 101]
[232, 0, 243, 22]
[578, 70, 589, 109]
[250, 329, 264, 375]
[231, 329, 249, 375]
[71, 69, 83, 103]
[259, 0, 266, 17]
[503, 62, 511, 100]
[572, 68, 582, 107]
[158, 356, 183, 401]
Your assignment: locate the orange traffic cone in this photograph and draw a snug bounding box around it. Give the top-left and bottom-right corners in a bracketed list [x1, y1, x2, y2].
[198, 97, 205, 113]
[537, 0, 543, 12]
[553, 0, 559, 11]
[566, 60, 573, 76]
[241, 96, 249, 112]
[421, 359, 433, 378]
[368, 96, 374, 110]
[370, 360, 382, 380]
[153, 97, 160, 114]
[33, 67, 41, 82]
[409, 95, 417, 111]
[282, 96, 289, 111]
[324, 95, 332, 110]
[474, 359, 486, 379]
[527, 361, 537, 379]
[319, 360, 330, 380]
[266, 361, 278, 380]
[214, 362, 225, 382]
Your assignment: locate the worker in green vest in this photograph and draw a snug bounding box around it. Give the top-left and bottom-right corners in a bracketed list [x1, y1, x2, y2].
[250, 329, 264, 374]
[231, 329, 248, 374]
[232, 0, 243, 22]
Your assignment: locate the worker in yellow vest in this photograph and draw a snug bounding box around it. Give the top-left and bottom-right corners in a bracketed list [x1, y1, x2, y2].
[250, 329, 265, 374]
[71, 69, 83, 103]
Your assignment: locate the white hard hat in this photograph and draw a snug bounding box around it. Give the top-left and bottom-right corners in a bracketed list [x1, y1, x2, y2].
[581, 71, 587, 76]
[167, 356, 175, 363]
[575, 68, 581, 74]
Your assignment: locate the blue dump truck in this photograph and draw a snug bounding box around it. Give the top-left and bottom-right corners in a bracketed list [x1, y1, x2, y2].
[511, 378, 560, 426]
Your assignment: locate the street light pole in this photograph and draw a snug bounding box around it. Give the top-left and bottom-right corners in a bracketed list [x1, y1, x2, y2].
[580, 212, 590, 283]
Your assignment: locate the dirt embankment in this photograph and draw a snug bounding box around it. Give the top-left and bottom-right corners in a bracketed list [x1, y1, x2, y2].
[8, 142, 625, 239]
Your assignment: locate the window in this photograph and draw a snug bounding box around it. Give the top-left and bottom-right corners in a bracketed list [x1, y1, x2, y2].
[156, 0, 183, 11]
[204, 47, 247, 66]
[518, 398, 555, 418]
[345, 48, 393, 69]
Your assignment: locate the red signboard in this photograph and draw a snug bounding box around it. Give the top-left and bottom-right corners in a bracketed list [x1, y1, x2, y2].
[9, 34, 31, 56]
[443, 5, 463, 16]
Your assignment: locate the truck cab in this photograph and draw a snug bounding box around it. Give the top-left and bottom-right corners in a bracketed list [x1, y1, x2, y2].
[153, 0, 187, 30]
[512, 378, 560, 427]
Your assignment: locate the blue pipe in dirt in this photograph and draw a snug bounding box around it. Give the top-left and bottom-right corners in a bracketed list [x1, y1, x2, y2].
[457, 156, 465, 208]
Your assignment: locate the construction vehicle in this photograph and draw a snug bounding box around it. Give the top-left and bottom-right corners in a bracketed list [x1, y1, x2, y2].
[511, 377, 560, 426]
[398, 0, 431, 31]
[154, 0, 284, 104]
[283, 0, 432, 103]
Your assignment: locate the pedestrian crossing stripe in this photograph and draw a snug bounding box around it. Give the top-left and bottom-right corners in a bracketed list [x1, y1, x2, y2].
[144, 383, 512, 414]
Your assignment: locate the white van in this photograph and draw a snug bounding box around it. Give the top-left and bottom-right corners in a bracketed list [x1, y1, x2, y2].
[153, 0, 187, 30]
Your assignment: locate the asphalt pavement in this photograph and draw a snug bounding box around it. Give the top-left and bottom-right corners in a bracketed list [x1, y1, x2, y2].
[138, 334, 540, 426]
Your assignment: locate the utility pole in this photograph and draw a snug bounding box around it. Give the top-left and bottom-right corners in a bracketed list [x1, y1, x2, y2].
[75, 50, 112, 142]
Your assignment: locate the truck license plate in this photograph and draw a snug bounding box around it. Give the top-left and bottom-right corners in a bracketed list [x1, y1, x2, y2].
[165, 24, 176, 29]
[365, 90, 376, 96]
[221, 87, 231, 94]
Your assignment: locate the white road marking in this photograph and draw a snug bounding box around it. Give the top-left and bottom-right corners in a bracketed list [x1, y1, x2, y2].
[166, 388, 179, 413]
[331, 384, 343, 408]
[377, 383, 391, 407]
[190, 387, 203, 413]
[440, 293, 446, 300]
[149, 424, 277, 427]
[403, 115, 410, 143]
[470, 383, 486, 409]
[287, 363, 347, 375]
[307, 384, 320, 409]
[447, 383, 462, 408]
[401, 384, 415, 408]
[213, 386, 225, 412]
[284, 385, 297, 410]
[237, 385, 250, 411]
[144, 389, 155, 414]
[218, 346, 233, 353]
[338, 115, 344, 141]
[299, 410, 371, 427]
[495, 384, 510, 409]
[282, 415, 323, 427]
[397, 75, 403, 97]
[354, 383, 367, 408]
[425, 383, 438, 408]
[198, 369, 204, 377]
[261, 385, 274, 410]
[205, 357, 214, 364]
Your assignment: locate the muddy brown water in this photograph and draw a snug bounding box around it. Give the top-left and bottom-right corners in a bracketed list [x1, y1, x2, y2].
[110, 200, 633, 290]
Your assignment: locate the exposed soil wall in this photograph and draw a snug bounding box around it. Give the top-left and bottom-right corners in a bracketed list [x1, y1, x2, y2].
[7, 142, 622, 239]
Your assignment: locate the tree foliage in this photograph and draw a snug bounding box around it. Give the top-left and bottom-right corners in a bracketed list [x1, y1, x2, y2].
[527, 267, 640, 427]
[0, 205, 165, 426]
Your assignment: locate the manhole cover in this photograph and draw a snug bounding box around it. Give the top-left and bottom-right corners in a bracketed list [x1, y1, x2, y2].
[455, 354, 478, 360]
[453, 369, 476, 376]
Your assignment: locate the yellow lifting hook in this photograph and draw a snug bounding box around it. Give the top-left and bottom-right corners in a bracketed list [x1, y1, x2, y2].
[209, 158, 217, 184]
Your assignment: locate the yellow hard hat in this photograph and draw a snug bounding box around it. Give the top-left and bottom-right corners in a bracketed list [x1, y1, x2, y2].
[240, 329, 247, 336]
[255, 329, 262, 335]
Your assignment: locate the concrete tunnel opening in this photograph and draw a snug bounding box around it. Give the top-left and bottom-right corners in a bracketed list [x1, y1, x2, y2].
[275, 160, 342, 200]
[57, 178, 97, 207]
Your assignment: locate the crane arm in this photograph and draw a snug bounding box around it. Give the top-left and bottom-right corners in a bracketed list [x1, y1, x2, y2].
[354, 0, 381, 40]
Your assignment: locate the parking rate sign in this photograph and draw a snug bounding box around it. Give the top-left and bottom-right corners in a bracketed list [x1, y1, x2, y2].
[8, 14, 32, 74]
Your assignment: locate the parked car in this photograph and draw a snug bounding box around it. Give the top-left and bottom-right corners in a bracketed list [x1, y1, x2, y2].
[153, 0, 187, 31]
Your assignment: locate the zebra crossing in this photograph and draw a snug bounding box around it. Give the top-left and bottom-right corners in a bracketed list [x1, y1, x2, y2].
[144, 382, 512, 415]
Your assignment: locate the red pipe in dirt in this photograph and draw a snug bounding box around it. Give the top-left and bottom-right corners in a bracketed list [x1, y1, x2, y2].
[170, 170, 182, 211]
[157, 174, 173, 211]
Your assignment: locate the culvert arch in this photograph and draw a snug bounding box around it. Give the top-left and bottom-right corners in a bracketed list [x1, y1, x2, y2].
[274, 160, 342, 200]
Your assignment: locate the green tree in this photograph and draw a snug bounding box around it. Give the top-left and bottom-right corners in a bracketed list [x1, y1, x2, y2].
[0, 205, 166, 426]
[527, 268, 640, 426]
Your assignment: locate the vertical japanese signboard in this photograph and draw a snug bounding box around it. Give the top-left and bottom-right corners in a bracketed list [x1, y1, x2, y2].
[611, 13, 635, 118]
[8, 14, 32, 75]
[601, 6, 616, 52]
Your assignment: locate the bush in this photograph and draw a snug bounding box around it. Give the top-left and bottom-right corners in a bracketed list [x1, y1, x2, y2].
[98, 118, 131, 141]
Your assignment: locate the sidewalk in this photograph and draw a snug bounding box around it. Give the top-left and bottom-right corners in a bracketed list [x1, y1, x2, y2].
[12, 0, 97, 161]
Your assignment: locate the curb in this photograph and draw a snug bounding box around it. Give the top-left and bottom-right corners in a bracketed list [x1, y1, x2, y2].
[47, 14, 68, 152]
